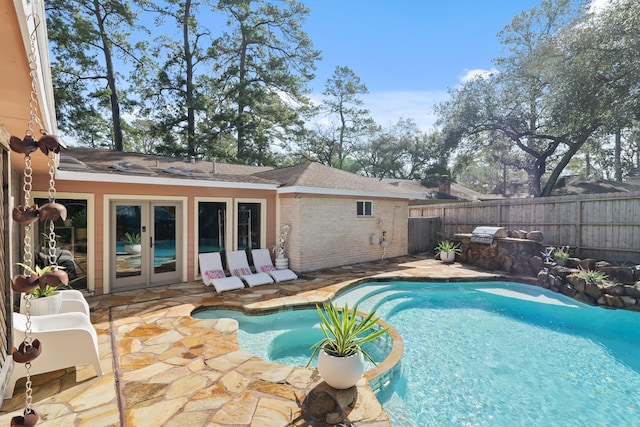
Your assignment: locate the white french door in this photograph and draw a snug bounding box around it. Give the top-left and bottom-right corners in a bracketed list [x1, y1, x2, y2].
[110, 201, 182, 291]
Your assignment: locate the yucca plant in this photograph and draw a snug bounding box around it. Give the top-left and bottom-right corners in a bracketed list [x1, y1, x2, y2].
[435, 240, 461, 257]
[575, 268, 608, 285]
[307, 301, 388, 365]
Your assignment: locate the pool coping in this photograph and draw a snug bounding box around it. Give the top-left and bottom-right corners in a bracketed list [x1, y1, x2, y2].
[190, 274, 509, 399]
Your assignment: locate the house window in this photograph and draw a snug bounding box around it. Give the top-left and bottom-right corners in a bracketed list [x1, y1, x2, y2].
[198, 201, 227, 253]
[237, 202, 262, 250]
[357, 200, 372, 217]
[35, 198, 88, 289]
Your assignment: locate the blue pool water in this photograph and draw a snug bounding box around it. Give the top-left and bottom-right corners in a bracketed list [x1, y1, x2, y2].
[116, 240, 176, 267]
[193, 281, 640, 426]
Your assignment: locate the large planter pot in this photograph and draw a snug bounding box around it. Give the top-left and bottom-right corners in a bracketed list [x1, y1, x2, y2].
[275, 257, 289, 270]
[439, 251, 456, 263]
[124, 244, 142, 255]
[317, 349, 365, 389]
[29, 292, 62, 316]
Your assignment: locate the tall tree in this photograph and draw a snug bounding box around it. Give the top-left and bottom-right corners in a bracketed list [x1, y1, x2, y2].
[137, 0, 216, 158]
[437, 0, 640, 196]
[47, 0, 143, 150]
[353, 118, 446, 180]
[298, 66, 375, 169]
[209, 0, 320, 164]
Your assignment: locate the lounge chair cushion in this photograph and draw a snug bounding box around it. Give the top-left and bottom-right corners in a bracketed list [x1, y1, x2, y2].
[251, 248, 298, 283]
[204, 270, 226, 280]
[232, 267, 252, 277]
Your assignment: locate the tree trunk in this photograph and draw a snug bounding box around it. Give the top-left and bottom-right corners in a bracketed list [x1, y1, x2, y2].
[183, 0, 196, 158]
[614, 129, 622, 182]
[235, 25, 249, 162]
[94, 0, 123, 151]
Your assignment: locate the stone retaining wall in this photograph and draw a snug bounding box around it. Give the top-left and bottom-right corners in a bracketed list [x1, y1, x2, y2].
[536, 258, 640, 311]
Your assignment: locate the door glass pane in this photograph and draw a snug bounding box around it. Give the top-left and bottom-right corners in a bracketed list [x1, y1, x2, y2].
[116, 205, 142, 279]
[237, 203, 260, 250]
[35, 198, 88, 289]
[198, 202, 226, 253]
[154, 205, 176, 274]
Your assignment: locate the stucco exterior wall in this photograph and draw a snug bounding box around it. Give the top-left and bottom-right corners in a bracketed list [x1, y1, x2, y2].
[29, 177, 278, 295]
[280, 195, 408, 272]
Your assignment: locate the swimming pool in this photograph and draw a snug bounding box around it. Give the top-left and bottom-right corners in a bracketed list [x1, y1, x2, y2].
[193, 281, 640, 426]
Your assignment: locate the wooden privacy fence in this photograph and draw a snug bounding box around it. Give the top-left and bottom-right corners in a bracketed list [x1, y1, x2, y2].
[409, 190, 640, 264]
[408, 217, 440, 255]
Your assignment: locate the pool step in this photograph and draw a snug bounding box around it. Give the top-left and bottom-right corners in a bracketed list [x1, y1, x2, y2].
[383, 392, 418, 427]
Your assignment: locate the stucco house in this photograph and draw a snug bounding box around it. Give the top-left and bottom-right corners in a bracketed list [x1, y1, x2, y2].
[1, 0, 424, 302]
[45, 148, 417, 295]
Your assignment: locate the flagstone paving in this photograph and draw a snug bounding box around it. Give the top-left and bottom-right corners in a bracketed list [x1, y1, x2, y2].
[0, 256, 499, 426]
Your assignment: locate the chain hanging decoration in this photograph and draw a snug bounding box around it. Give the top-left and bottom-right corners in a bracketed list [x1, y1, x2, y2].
[8, 13, 67, 427]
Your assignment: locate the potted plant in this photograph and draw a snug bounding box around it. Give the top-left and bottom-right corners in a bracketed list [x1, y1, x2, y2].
[307, 301, 388, 389]
[14, 263, 69, 315]
[553, 246, 570, 266]
[435, 240, 461, 263]
[124, 232, 142, 254]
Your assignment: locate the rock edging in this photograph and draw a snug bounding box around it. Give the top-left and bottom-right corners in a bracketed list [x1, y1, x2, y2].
[536, 257, 640, 311]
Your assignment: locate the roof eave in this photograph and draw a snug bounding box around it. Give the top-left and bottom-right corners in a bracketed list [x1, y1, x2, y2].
[55, 170, 279, 190]
[277, 185, 423, 200]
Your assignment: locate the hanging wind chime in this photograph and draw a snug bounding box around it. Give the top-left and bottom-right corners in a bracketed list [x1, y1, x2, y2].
[8, 14, 67, 427]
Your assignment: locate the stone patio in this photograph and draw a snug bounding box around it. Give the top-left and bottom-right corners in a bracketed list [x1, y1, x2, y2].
[0, 255, 499, 426]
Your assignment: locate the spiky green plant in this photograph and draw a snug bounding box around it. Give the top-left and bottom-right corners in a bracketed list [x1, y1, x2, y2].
[307, 301, 388, 366]
[435, 240, 461, 257]
[575, 268, 608, 285]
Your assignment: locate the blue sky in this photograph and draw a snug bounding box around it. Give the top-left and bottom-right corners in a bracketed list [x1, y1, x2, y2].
[301, 1, 545, 130]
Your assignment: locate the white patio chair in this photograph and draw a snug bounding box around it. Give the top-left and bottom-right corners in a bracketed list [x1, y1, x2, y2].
[251, 249, 298, 282]
[198, 252, 245, 293]
[226, 250, 274, 287]
[5, 311, 104, 399]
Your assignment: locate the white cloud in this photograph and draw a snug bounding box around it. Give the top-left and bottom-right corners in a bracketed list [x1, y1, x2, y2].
[460, 68, 498, 83]
[589, 0, 612, 13]
[309, 90, 448, 132]
[364, 91, 448, 131]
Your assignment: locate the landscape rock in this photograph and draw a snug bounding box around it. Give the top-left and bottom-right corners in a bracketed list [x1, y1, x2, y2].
[526, 231, 544, 242]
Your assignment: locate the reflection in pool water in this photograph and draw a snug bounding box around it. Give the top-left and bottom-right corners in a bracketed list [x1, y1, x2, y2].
[193, 281, 640, 426]
[116, 240, 176, 268]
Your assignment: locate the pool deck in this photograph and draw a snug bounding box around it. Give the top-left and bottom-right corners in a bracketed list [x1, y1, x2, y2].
[0, 255, 500, 426]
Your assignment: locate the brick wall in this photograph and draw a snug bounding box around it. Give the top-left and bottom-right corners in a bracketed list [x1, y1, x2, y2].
[280, 195, 408, 272]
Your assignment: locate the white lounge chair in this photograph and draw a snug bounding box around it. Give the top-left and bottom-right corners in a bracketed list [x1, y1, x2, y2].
[5, 311, 104, 399]
[226, 250, 274, 287]
[198, 252, 245, 292]
[251, 249, 298, 282]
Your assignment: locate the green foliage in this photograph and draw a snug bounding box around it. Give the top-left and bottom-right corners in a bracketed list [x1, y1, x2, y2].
[553, 246, 570, 261]
[124, 232, 142, 245]
[353, 118, 448, 180]
[47, 0, 142, 150]
[16, 263, 70, 298]
[574, 269, 608, 286]
[307, 301, 388, 365]
[436, 0, 640, 197]
[30, 284, 62, 299]
[435, 240, 461, 256]
[70, 210, 87, 228]
[296, 66, 375, 170]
